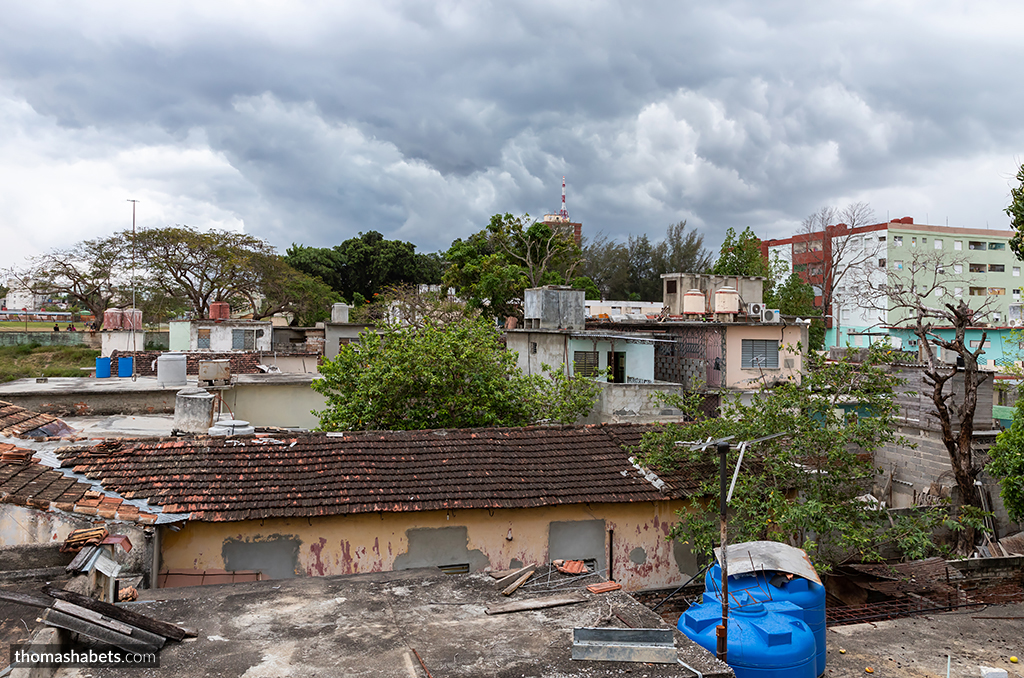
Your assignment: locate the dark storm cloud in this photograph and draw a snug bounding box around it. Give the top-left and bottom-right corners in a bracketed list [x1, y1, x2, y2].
[2, 0, 1024, 269]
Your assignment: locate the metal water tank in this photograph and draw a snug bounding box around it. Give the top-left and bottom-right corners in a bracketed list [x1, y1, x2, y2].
[208, 419, 255, 436]
[157, 352, 188, 388]
[173, 387, 215, 434]
[103, 308, 123, 330]
[122, 308, 143, 330]
[209, 301, 230, 320]
[682, 289, 706, 315]
[715, 286, 740, 314]
[331, 303, 350, 323]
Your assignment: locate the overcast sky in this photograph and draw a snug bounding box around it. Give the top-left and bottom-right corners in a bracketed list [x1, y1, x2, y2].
[3, 1, 1024, 270]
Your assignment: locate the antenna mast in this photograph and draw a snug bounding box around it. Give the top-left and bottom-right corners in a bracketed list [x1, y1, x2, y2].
[558, 176, 569, 219]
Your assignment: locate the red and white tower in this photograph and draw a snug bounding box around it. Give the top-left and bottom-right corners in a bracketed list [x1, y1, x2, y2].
[558, 176, 569, 219]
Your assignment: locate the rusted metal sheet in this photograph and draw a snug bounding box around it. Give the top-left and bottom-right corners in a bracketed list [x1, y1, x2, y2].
[714, 541, 821, 585]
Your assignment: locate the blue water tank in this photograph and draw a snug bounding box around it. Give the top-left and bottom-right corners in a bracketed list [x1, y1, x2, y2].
[705, 564, 826, 677]
[95, 357, 111, 379]
[679, 591, 816, 678]
[117, 356, 133, 378]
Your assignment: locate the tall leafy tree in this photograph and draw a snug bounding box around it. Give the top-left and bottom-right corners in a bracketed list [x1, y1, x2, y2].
[988, 394, 1024, 524]
[712, 227, 771, 278]
[312, 317, 600, 431]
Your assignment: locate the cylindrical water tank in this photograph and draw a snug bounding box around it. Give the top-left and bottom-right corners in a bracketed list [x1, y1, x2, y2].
[705, 565, 827, 677]
[209, 301, 230, 320]
[208, 419, 255, 436]
[157, 352, 188, 388]
[682, 289, 706, 315]
[122, 308, 143, 330]
[95, 357, 111, 379]
[117, 356, 133, 378]
[103, 308, 123, 330]
[174, 387, 215, 434]
[679, 591, 816, 678]
[714, 286, 740, 314]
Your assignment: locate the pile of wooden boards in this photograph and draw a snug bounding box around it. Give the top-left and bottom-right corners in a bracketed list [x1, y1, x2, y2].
[0, 586, 194, 655]
[60, 527, 108, 553]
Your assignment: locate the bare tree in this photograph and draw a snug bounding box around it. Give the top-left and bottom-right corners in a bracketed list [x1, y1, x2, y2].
[353, 284, 478, 329]
[801, 202, 885, 343]
[883, 247, 991, 554]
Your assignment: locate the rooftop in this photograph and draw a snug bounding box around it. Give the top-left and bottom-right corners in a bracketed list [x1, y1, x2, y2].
[55, 424, 704, 522]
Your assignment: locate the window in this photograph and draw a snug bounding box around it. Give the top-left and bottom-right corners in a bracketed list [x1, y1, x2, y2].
[954, 264, 963, 274]
[1015, 289, 1022, 302]
[1015, 267, 1021, 277]
[969, 339, 992, 349]
[232, 329, 255, 350]
[741, 339, 779, 369]
[989, 287, 1006, 295]
[934, 287, 944, 297]
[879, 236, 886, 242]
[955, 287, 963, 298]
[935, 239, 943, 249]
[970, 263, 987, 273]
[878, 258, 886, 268]
[666, 280, 677, 294]
[911, 237, 917, 247]
[530, 342, 538, 354]
[954, 240, 963, 250]
[197, 329, 211, 349]
[990, 242, 1006, 250]
[893, 260, 903, 270]
[969, 241, 986, 250]
[573, 351, 600, 377]
[994, 313, 1002, 323]
[841, 308, 851, 321]
[892, 236, 903, 246]
[990, 264, 1005, 272]
[969, 287, 987, 296]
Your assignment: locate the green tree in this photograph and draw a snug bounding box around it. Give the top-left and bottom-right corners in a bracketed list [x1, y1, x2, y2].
[637, 344, 956, 569]
[764, 255, 824, 350]
[312, 317, 600, 431]
[712, 227, 771, 278]
[987, 390, 1024, 524]
[1008, 163, 1024, 260]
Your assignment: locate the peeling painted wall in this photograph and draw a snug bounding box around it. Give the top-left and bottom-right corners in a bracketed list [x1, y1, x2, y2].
[160, 500, 697, 591]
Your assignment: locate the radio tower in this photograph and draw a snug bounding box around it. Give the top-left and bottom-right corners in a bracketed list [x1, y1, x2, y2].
[558, 176, 569, 219]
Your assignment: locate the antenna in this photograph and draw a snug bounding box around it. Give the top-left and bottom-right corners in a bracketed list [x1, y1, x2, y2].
[559, 176, 569, 219]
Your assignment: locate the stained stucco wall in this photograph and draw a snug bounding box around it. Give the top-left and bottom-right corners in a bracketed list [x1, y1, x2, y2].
[724, 324, 805, 389]
[160, 501, 696, 591]
[222, 380, 325, 429]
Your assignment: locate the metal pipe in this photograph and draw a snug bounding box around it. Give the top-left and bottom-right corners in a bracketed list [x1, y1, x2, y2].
[717, 441, 729, 663]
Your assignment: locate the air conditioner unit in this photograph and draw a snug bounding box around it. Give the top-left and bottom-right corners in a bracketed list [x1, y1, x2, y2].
[1009, 319, 1020, 328]
[748, 302, 764, 316]
[761, 308, 782, 323]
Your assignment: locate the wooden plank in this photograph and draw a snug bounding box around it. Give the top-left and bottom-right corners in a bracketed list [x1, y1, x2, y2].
[42, 585, 186, 641]
[494, 564, 536, 589]
[40, 608, 161, 655]
[52, 600, 137, 636]
[66, 545, 97, 572]
[501, 570, 533, 596]
[0, 590, 52, 609]
[486, 594, 586, 615]
[488, 569, 517, 580]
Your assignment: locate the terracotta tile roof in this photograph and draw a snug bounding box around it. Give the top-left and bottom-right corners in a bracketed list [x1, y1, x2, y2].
[0, 400, 74, 439]
[56, 423, 712, 522]
[0, 447, 162, 524]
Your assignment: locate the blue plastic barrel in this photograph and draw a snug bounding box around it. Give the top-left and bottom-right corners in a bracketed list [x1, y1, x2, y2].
[95, 357, 111, 379]
[705, 564, 826, 677]
[680, 590, 816, 678]
[117, 356, 133, 378]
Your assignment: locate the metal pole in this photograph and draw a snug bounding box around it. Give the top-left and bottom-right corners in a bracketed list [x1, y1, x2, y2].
[127, 199, 139, 375]
[717, 441, 729, 663]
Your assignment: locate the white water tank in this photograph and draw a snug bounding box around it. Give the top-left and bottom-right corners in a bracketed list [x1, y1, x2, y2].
[714, 286, 740, 314]
[209, 419, 255, 436]
[173, 387, 215, 434]
[331, 303, 351, 323]
[683, 289, 706, 315]
[157, 352, 187, 388]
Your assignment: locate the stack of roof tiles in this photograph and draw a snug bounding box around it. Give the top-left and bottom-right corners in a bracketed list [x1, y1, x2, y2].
[0, 400, 74, 439]
[57, 424, 712, 522]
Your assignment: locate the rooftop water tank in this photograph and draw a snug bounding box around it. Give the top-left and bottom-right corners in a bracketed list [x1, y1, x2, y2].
[209, 301, 231, 320]
[157, 352, 188, 388]
[122, 307, 143, 330]
[174, 387, 215, 434]
[208, 419, 255, 436]
[680, 591, 816, 678]
[704, 564, 826, 677]
[682, 289, 706, 315]
[715, 286, 740, 314]
[103, 308, 123, 330]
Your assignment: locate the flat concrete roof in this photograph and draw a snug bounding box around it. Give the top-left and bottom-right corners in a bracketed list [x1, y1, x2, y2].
[81, 569, 732, 677]
[0, 376, 190, 396]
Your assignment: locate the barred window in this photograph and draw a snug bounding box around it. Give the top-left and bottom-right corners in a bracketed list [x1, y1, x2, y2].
[573, 351, 600, 377]
[197, 329, 210, 349]
[232, 329, 255, 350]
[741, 339, 779, 369]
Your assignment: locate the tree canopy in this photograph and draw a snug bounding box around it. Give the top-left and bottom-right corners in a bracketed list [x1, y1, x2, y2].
[711, 226, 771, 278]
[987, 391, 1024, 524]
[1007, 163, 1024, 260]
[636, 345, 960, 569]
[23, 235, 130, 323]
[312, 317, 601, 431]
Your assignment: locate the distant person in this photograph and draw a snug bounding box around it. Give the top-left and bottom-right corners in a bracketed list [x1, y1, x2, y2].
[66, 324, 73, 331]
[53, 323, 60, 332]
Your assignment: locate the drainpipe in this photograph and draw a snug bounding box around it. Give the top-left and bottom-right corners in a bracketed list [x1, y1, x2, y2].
[150, 526, 161, 589]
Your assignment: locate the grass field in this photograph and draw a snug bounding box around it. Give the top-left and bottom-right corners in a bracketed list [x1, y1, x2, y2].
[0, 344, 101, 382]
[0, 321, 82, 331]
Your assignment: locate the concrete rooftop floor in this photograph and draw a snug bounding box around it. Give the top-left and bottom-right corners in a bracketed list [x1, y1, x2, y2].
[53, 569, 732, 678]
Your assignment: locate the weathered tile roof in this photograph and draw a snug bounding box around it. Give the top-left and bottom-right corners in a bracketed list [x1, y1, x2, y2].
[0, 448, 160, 524]
[0, 400, 74, 439]
[56, 423, 712, 522]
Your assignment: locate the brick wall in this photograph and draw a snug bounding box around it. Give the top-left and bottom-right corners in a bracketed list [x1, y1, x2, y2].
[109, 351, 319, 376]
